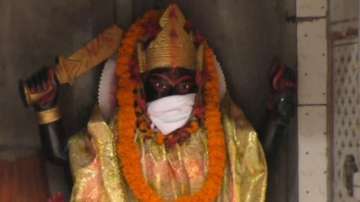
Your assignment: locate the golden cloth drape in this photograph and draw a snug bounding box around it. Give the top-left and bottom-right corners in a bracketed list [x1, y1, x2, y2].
[68, 97, 267, 202]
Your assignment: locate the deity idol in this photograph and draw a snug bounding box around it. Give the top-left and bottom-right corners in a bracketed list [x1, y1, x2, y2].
[22, 4, 267, 202]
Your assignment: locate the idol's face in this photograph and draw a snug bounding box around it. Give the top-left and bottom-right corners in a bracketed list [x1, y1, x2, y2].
[142, 68, 197, 102]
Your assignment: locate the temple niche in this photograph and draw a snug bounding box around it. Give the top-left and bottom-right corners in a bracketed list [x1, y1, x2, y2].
[0, 0, 297, 202]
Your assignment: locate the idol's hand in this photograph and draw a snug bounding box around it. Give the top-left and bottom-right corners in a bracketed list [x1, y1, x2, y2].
[25, 67, 59, 111]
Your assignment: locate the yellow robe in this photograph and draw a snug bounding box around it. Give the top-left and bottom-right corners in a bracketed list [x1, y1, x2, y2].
[68, 97, 267, 202]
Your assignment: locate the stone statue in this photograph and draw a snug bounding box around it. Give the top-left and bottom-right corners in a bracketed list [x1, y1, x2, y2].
[21, 4, 267, 202]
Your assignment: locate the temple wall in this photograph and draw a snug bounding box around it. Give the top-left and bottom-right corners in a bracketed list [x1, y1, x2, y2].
[297, 0, 329, 201]
[0, 0, 132, 196]
[0, 0, 131, 149]
[329, 0, 360, 201]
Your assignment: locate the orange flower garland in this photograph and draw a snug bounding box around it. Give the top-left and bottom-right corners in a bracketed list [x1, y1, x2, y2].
[116, 10, 226, 202]
[136, 110, 200, 146]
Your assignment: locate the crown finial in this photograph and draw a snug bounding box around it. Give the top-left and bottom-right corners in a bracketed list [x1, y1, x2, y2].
[144, 4, 196, 70]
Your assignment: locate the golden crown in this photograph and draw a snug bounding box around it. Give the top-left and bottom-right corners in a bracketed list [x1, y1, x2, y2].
[138, 4, 201, 72]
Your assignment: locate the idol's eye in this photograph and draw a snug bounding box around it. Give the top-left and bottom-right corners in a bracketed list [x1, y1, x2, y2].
[183, 83, 191, 89]
[155, 82, 165, 89]
[177, 81, 193, 92]
[152, 80, 169, 91]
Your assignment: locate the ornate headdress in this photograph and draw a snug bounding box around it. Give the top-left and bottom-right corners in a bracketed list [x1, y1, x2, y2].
[116, 6, 227, 201]
[138, 4, 203, 72]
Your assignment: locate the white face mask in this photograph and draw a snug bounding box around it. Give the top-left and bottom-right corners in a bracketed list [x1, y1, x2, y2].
[147, 93, 196, 135]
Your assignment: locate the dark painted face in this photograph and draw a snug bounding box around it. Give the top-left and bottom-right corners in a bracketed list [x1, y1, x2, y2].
[142, 67, 197, 102]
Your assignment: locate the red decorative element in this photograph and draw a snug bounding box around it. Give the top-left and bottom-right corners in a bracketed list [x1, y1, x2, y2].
[48, 193, 65, 202]
[136, 96, 146, 111]
[165, 129, 191, 148]
[32, 68, 58, 108]
[267, 63, 296, 111]
[184, 21, 193, 31]
[272, 65, 296, 91]
[129, 60, 141, 81]
[193, 106, 205, 119]
[194, 31, 206, 46]
[169, 8, 178, 19]
[196, 70, 205, 87]
[170, 29, 178, 38]
[144, 22, 161, 41]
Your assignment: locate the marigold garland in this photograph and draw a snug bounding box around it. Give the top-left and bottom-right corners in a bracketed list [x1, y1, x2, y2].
[136, 110, 200, 147]
[116, 10, 226, 202]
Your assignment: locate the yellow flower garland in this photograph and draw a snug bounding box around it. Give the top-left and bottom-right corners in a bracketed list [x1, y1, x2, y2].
[116, 10, 226, 202]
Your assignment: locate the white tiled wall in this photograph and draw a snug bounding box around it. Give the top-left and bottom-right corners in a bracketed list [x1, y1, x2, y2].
[333, 41, 360, 202]
[298, 19, 328, 105]
[297, 0, 327, 17]
[330, 1, 359, 202]
[298, 106, 328, 202]
[297, 0, 329, 201]
[330, 0, 358, 22]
